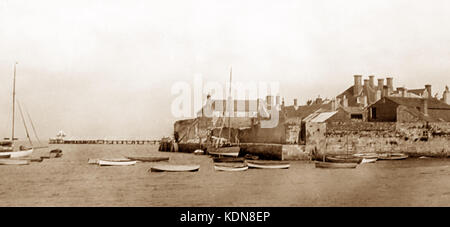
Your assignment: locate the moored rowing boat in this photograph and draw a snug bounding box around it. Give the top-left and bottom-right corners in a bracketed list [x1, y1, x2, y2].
[214, 163, 248, 172]
[212, 157, 245, 163]
[97, 159, 137, 166]
[246, 160, 290, 169]
[378, 153, 408, 160]
[325, 155, 362, 164]
[149, 164, 200, 172]
[315, 161, 358, 169]
[124, 156, 169, 162]
[0, 159, 30, 165]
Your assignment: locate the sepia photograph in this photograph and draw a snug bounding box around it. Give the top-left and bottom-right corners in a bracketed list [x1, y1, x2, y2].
[1, 0, 449, 215]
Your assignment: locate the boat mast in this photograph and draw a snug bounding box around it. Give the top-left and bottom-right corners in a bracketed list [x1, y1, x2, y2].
[11, 62, 17, 142]
[228, 67, 232, 143]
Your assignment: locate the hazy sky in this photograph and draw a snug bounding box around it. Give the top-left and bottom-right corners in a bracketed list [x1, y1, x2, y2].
[1, 0, 449, 139]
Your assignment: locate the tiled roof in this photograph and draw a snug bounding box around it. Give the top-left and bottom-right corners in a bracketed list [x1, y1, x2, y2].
[387, 97, 450, 110]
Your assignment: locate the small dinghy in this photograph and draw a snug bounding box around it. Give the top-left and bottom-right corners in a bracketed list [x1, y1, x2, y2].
[208, 146, 240, 157]
[0, 159, 30, 165]
[124, 156, 169, 162]
[246, 160, 290, 169]
[315, 161, 358, 169]
[361, 158, 378, 164]
[378, 153, 408, 160]
[353, 153, 379, 159]
[325, 155, 363, 164]
[212, 157, 245, 163]
[214, 163, 248, 172]
[149, 164, 200, 172]
[0, 154, 11, 159]
[98, 159, 137, 166]
[19, 157, 44, 163]
[194, 149, 205, 155]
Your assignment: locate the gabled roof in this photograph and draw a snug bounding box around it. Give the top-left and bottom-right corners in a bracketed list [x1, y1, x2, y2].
[387, 97, 450, 110]
[304, 111, 338, 123]
[283, 102, 332, 119]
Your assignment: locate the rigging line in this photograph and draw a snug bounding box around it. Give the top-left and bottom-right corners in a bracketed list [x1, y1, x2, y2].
[23, 103, 42, 146]
[16, 99, 33, 147]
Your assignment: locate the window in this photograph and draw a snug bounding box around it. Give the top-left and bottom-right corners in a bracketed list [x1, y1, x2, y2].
[371, 107, 377, 119]
[351, 114, 363, 120]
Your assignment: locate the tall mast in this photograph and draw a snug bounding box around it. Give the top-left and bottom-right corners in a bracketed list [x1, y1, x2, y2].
[228, 66, 232, 142]
[11, 62, 17, 142]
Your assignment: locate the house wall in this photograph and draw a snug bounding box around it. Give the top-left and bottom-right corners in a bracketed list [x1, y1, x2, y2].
[368, 98, 398, 122]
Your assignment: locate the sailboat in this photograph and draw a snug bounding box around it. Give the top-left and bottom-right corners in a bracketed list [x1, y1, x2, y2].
[207, 67, 240, 158]
[0, 62, 34, 159]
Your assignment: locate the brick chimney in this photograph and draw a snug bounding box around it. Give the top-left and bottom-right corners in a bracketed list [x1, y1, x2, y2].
[386, 77, 393, 94]
[377, 78, 384, 90]
[353, 75, 362, 96]
[293, 98, 298, 107]
[397, 87, 405, 97]
[425, 84, 432, 99]
[444, 86, 449, 105]
[369, 75, 375, 88]
[363, 79, 369, 89]
[423, 98, 428, 116]
[382, 85, 389, 98]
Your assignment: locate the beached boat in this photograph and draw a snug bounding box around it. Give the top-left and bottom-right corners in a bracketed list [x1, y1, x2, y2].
[1, 148, 34, 158]
[353, 153, 379, 159]
[208, 146, 240, 157]
[124, 156, 169, 162]
[214, 163, 248, 172]
[0, 154, 11, 159]
[0, 159, 30, 165]
[378, 153, 408, 160]
[315, 161, 358, 169]
[88, 158, 99, 164]
[149, 164, 200, 172]
[97, 159, 137, 166]
[325, 155, 363, 164]
[212, 157, 245, 163]
[246, 160, 290, 169]
[18, 157, 44, 163]
[361, 158, 378, 164]
[194, 149, 205, 155]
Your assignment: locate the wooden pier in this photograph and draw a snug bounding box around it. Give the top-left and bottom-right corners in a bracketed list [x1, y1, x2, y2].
[48, 138, 160, 145]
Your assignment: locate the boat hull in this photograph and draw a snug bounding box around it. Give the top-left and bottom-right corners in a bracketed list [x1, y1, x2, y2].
[150, 165, 200, 172]
[361, 158, 378, 164]
[325, 155, 362, 164]
[246, 160, 290, 169]
[98, 160, 137, 166]
[212, 157, 245, 163]
[0, 154, 11, 159]
[124, 156, 170, 162]
[208, 146, 240, 157]
[315, 162, 358, 169]
[0, 149, 33, 158]
[378, 154, 408, 160]
[214, 165, 248, 172]
[0, 159, 30, 165]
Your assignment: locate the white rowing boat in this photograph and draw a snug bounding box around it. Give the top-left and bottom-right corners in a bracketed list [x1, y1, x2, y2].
[214, 163, 248, 172]
[97, 159, 137, 166]
[0, 159, 30, 165]
[361, 158, 378, 164]
[0, 148, 34, 158]
[246, 160, 290, 169]
[150, 164, 200, 172]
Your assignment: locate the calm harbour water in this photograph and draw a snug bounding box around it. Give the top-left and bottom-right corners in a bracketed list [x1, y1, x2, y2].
[0, 143, 449, 207]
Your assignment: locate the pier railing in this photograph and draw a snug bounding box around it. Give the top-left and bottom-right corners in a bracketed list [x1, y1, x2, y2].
[48, 138, 160, 145]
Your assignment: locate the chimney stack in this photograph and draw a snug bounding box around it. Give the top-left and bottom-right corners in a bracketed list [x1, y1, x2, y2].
[353, 75, 362, 96]
[425, 85, 432, 99]
[397, 87, 405, 97]
[423, 99, 428, 116]
[369, 75, 375, 88]
[386, 77, 394, 94]
[382, 85, 389, 98]
[377, 78, 384, 90]
[363, 79, 369, 89]
[443, 86, 449, 105]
